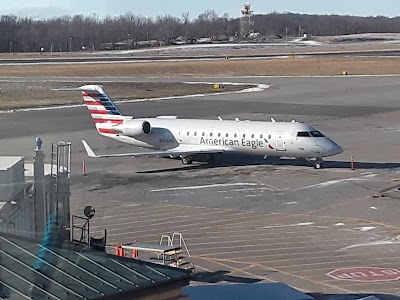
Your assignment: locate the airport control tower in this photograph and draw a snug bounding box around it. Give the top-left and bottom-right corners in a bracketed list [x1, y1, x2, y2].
[240, 4, 254, 38]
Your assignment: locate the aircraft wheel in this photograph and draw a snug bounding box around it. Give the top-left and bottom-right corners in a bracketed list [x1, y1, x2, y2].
[314, 162, 322, 169]
[181, 157, 193, 165]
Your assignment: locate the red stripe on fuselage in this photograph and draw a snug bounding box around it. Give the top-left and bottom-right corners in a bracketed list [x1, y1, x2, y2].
[98, 128, 120, 134]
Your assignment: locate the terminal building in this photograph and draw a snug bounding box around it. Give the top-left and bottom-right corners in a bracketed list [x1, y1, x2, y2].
[0, 139, 191, 300]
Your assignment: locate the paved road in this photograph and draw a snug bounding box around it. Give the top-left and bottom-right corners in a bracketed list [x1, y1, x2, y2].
[2, 48, 400, 65]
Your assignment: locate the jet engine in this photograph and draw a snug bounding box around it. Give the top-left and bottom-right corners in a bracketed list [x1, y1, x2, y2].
[113, 120, 151, 137]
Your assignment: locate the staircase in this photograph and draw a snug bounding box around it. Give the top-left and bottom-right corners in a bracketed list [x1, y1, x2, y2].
[159, 232, 195, 272]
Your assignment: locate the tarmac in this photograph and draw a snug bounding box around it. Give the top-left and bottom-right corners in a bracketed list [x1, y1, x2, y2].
[1, 75, 400, 298]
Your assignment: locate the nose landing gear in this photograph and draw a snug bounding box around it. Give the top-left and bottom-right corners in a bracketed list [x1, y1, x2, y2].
[314, 158, 323, 169]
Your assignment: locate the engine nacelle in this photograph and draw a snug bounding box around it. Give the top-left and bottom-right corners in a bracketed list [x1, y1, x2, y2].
[114, 120, 151, 137]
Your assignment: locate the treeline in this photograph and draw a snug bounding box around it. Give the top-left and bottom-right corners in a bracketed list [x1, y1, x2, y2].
[252, 13, 400, 36]
[1, 11, 400, 53]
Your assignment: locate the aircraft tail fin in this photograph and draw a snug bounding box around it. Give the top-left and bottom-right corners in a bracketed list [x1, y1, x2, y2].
[54, 85, 129, 136]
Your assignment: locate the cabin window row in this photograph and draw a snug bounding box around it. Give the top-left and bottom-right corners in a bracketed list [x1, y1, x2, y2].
[183, 132, 272, 139]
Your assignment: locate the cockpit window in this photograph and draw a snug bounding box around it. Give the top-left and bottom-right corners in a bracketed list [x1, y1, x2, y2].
[310, 131, 324, 137]
[297, 131, 311, 137]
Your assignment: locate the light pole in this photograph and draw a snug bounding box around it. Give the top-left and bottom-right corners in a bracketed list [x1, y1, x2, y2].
[69, 37, 73, 52]
[9, 41, 13, 53]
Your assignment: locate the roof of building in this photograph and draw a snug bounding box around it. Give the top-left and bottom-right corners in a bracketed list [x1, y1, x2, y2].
[0, 156, 23, 171]
[1, 234, 191, 299]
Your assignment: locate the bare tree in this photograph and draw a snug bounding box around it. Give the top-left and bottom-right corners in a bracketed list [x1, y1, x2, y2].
[2, 11, 400, 53]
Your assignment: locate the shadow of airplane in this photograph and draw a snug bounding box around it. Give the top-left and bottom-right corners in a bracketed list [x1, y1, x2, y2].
[136, 154, 400, 174]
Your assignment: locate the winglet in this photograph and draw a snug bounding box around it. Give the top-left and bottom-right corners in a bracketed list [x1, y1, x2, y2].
[81, 140, 98, 158]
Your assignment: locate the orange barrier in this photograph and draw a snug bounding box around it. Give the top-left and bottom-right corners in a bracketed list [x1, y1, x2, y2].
[115, 243, 126, 256]
[132, 240, 138, 258]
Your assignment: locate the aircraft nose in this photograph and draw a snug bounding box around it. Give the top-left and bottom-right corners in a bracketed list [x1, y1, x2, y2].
[325, 139, 343, 156]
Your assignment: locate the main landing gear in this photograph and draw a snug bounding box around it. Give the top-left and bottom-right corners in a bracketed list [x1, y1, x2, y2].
[314, 158, 323, 169]
[181, 156, 193, 165]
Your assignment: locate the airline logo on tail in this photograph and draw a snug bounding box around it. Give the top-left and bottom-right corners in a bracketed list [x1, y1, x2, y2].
[80, 85, 127, 135]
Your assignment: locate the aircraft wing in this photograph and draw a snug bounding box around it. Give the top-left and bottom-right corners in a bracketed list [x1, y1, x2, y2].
[82, 140, 226, 158]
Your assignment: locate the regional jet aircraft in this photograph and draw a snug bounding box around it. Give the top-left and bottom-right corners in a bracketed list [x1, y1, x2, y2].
[63, 85, 343, 169]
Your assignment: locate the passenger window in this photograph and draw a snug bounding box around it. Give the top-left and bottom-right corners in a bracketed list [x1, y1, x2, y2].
[243, 134, 246, 138]
[234, 133, 237, 138]
[310, 131, 324, 137]
[218, 133, 221, 137]
[260, 134, 263, 139]
[297, 132, 311, 137]
[251, 134, 254, 139]
[226, 133, 229, 138]
[202, 132, 205, 136]
[187, 131, 190, 136]
[194, 132, 197, 136]
[268, 135, 271, 139]
[210, 132, 213, 137]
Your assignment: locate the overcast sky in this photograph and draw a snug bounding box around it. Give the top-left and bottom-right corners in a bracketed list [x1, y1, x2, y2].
[1, 0, 400, 19]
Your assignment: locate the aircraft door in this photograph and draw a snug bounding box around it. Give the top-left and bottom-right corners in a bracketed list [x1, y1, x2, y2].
[276, 132, 286, 151]
[178, 130, 191, 145]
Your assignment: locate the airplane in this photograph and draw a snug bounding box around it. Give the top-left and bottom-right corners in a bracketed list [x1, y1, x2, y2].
[58, 85, 343, 169]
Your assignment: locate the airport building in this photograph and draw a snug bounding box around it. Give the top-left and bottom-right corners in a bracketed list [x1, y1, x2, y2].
[0, 139, 191, 299]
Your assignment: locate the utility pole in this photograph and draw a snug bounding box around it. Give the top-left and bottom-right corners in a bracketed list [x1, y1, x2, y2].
[9, 41, 13, 53]
[69, 37, 73, 52]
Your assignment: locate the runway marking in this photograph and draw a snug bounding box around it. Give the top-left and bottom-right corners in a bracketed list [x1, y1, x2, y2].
[150, 182, 258, 192]
[293, 174, 377, 191]
[261, 222, 314, 229]
[230, 187, 272, 192]
[243, 177, 283, 193]
[206, 257, 351, 293]
[292, 261, 400, 275]
[323, 278, 400, 287]
[198, 242, 374, 258]
[277, 255, 400, 270]
[194, 256, 276, 283]
[244, 194, 263, 197]
[229, 250, 384, 263]
[187, 237, 368, 253]
[185, 230, 367, 243]
[91, 210, 251, 229]
[90, 209, 225, 229]
[338, 238, 400, 251]
[106, 212, 260, 237]
[100, 210, 256, 232]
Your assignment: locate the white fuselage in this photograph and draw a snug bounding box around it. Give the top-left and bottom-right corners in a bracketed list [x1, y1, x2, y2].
[104, 117, 343, 159]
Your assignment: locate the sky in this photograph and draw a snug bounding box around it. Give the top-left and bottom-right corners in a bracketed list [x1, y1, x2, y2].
[1, 0, 400, 19]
